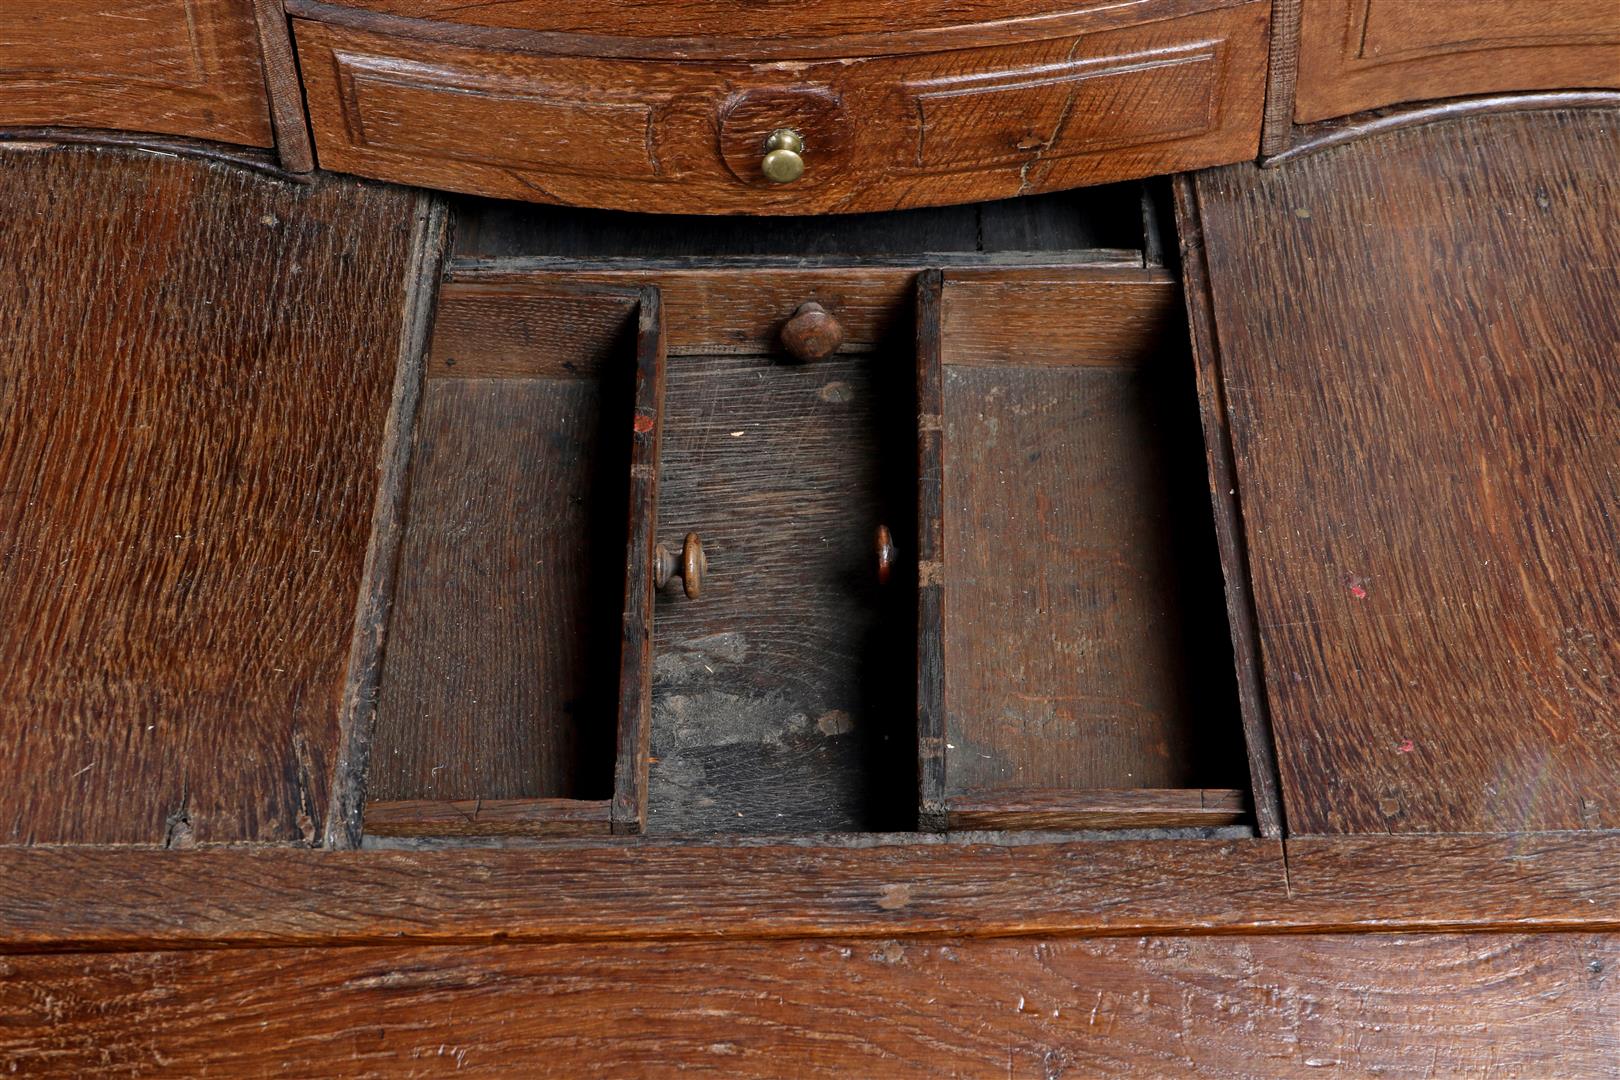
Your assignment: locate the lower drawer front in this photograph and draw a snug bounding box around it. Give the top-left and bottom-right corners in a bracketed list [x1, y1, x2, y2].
[293, 4, 1267, 215]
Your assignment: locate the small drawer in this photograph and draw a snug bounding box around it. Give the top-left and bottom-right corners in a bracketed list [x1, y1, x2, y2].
[292, 4, 1267, 215]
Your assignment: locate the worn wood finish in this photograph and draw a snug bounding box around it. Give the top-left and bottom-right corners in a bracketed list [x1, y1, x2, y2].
[252, 0, 317, 171]
[369, 286, 643, 818]
[0, 145, 417, 846]
[325, 196, 450, 851]
[915, 271, 949, 832]
[925, 273, 1244, 819]
[0, 0, 273, 147]
[1259, 0, 1302, 154]
[1172, 175, 1285, 839]
[1294, 0, 1620, 123]
[7, 930, 1620, 1077]
[364, 798, 611, 837]
[293, 5, 1268, 215]
[1191, 107, 1620, 834]
[947, 788, 1249, 830]
[19, 832, 1620, 951]
[289, 0, 1254, 59]
[612, 290, 666, 834]
[646, 349, 915, 834]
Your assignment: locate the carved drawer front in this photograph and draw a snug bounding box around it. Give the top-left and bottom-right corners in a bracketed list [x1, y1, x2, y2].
[1295, 0, 1620, 123]
[292, 2, 1266, 215]
[0, 0, 272, 146]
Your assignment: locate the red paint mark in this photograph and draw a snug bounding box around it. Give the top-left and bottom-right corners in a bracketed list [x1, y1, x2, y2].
[1397, 739, 1414, 753]
[1349, 584, 1367, 599]
[1342, 571, 1369, 599]
[633, 414, 654, 434]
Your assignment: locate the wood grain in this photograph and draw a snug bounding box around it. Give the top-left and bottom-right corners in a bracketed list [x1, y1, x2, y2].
[646, 349, 915, 834]
[1192, 106, 1620, 834]
[369, 287, 642, 810]
[19, 832, 1620, 951]
[293, 5, 1267, 215]
[287, 0, 1254, 59]
[0, 144, 417, 845]
[0, 0, 272, 146]
[931, 274, 1244, 809]
[1294, 0, 1620, 123]
[946, 788, 1249, 830]
[251, 0, 317, 170]
[4, 931, 1619, 1076]
[363, 798, 611, 837]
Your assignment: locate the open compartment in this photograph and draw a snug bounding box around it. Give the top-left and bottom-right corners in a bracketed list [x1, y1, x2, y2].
[916, 267, 1249, 831]
[363, 281, 664, 837]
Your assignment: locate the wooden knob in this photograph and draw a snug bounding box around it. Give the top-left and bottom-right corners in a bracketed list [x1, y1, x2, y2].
[761, 129, 805, 183]
[654, 532, 706, 599]
[780, 301, 844, 363]
[875, 525, 895, 585]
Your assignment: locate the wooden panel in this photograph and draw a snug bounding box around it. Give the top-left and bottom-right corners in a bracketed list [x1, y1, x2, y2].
[1190, 107, 1620, 834]
[289, 0, 1253, 58]
[946, 788, 1249, 830]
[645, 349, 915, 834]
[294, 5, 1267, 215]
[1295, 0, 1620, 123]
[369, 285, 645, 818]
[0, 144, 420, 845]
[0, 0, 272, 146]
[20, 834, 1620, 951]
[926, 273, 1244, 816]
[364, 798, 611, 837]
[5, 932, 1619, 1076]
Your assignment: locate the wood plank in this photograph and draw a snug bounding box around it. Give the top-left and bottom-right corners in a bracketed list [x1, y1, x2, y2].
[364, 799, 611, 837]
[1192, 105, 1620, 834]
[6, 930, 1619, 1076]
[251, 0, 316, 170]
[0, 144, 419, 845]
[916, 270, 949, 831]
[645, 348, 915, 834]
[946, 788, 1248, 830]
[15, 833, 1620, 951]
[0, 0, 272, 147]
[935, 275, 1244, 804]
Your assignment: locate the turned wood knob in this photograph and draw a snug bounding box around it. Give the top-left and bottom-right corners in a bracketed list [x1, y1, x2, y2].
[875, 525, 895, 586]
[780, 301, 844, 362]
[654, 532, 706, 599]
[761, 128, 805, 183]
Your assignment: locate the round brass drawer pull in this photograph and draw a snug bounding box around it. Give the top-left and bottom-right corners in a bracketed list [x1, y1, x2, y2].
[655, 532, 706, 599]
[780, 301, 844, 362]
[761, 129, 805, 184]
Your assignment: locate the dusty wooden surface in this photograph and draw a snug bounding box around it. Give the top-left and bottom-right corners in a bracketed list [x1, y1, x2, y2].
[0, 0, 272, 147]
[293, 6, 1266, 215]
[1293, 0, 1620, 124]
[4, 931, 1618, 1076]
[1191, 105, 1620, 834]
[0, 144, 418, 845]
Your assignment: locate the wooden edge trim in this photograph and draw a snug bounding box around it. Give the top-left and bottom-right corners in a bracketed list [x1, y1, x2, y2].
[1257, 0, 1301, 156]
[364, 799, 612, 837]
[946, 789, 1250, 831]
[915, 270, 948, 832]
[0, 127, 307, 182]
[282, 0, 1252, 63]
[324, 194, 451, 850]
[611, 287, 665, 835]
[9, 833, 1620, 952]
[1171, 175, 1286, 839]
[252, 0, 317, 172]
[443, 253, 1155, 277]
[1265, 90, 1620, 166]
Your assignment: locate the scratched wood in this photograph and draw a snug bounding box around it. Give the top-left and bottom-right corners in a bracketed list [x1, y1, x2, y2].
[1191, 106, 1620, 834]
[4, 932, 1618, 1076]
[0, 144, 419, 845]
[0, 0, 272, 146]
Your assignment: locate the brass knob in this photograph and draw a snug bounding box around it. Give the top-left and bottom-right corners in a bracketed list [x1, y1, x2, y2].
[654, 532, 706, 599]
[761, 129, 805, 184]
[780, 301, 844, 362]
[875, 525, 895, 586]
